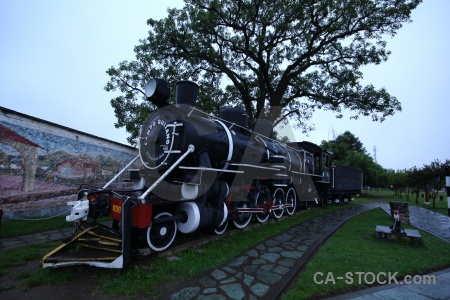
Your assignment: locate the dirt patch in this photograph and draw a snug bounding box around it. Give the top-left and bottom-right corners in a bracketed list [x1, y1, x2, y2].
[0, 260, 114, 300]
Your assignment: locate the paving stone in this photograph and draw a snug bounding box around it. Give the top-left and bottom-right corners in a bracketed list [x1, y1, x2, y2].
[220, 277, 236, 284]
[280, 250, 303, 259]
[278, 258, 296, 268]
[282, 241, 298, 248]
[247, 249, 258, 257]
[211, 270, 227, 281]
[199, 276, 216, 288]
[252, 258, 267, 265]
[260, 252, 280, 263]
[260, 264, 274, 272]
[274, 233, 292, 242]
[250, 282, 270, 297]
[244, 274, 254, 287]
[267, 246, 283, 252]
[255, 244, 266, 251]
[228, 256, 248, 267]
[198, 294, 227, 300]
[371, 287, 430, 300]
[235, 271, 243, 279]
[203, 288, 217, 294]
[404, 281, 450, 299]
[272, 265, 290, 275]
[244, 265, 257, 274]
[220, 283, 246, 300]
[170, 286, 200, 300]
[296, 245, 308, 252]
[256, 269, 283, 285]
[222, 266, 236, 274]
[264, 239, 279, 247]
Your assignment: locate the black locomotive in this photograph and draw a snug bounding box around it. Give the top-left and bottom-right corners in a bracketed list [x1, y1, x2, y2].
[42, 79, 362, 268]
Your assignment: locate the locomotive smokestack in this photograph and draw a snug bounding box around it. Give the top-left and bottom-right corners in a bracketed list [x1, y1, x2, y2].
[176, 80, 199, 106]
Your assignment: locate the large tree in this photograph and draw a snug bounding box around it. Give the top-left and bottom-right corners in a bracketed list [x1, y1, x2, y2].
[106, 0, 421, 145]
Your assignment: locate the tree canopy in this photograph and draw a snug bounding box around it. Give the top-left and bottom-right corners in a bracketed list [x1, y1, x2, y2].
[105, 0, 421, 145]
[320, 130, 366, 162]
[320, 131, 386, 188]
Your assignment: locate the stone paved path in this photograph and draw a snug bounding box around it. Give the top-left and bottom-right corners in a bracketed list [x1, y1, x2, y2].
[408, 206, 450, 242]
[0, 227, 74, 251]
[163, 203, 383, 300]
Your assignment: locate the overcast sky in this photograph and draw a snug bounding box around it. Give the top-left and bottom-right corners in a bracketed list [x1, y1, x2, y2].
[1, 0, 449, 171]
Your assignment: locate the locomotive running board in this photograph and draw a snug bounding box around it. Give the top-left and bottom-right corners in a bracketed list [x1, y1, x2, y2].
[42, 222, 124, 269]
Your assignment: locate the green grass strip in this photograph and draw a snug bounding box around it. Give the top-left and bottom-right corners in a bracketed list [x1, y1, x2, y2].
[282, 208, 450, 299]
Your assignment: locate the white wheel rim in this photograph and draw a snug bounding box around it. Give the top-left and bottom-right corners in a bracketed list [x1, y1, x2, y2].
[255, 192, 269, 223]
[233, 202, 252, 229]
[147, 212, 177, 252]
[285, 187, 296, 215]
[272, 188, 284, 219]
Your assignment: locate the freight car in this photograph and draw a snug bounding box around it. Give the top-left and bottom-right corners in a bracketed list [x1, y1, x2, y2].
[42, 78, 362, 268]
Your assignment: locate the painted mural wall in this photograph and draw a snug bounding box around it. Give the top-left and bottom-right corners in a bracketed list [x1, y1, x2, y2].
[0, 106, 140, 211]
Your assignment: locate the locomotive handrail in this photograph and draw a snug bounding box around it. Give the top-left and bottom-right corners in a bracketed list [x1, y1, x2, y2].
[179, 166, 244, 173]
[138, 144, 195, 202]
[103, 155, 140, 189]
[229, 163, 281, 171]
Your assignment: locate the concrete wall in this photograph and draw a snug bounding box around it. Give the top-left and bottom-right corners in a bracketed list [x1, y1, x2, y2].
[0, 106, 140, 219]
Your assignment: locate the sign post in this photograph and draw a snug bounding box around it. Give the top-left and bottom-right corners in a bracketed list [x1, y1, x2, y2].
[446, 166, 450, 232]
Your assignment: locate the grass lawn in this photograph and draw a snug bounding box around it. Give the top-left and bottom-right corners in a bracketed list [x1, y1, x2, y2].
[2, 192, 450, 298]
[362, 189, 449, 215]
[0, 216, 71, 238]
[282, 208, 450, 299]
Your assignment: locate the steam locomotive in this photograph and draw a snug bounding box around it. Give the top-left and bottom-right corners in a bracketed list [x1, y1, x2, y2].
[42, 79, 362, 268]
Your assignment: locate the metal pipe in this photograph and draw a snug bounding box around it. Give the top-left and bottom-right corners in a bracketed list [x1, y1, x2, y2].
[103, 155, 140, 189]
[138, 145, 195, 201]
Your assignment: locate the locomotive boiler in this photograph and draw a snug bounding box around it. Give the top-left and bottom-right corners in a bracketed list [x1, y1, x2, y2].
[42, 78, 362, 268]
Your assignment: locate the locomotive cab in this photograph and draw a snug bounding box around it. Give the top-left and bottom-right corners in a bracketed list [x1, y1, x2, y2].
[294, 141, 330, 182]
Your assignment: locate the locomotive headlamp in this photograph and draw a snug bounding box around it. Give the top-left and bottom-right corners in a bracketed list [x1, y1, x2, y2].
[145, 78, 171, 108]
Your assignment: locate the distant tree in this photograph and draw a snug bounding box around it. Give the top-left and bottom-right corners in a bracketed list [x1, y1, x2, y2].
[321, 131, 366, 163]
[320, 130, 389, 190]
[391, 169, 407, 199]
[404, 166, 423, 203]
[272, 131, 290, 144]
[105, 0, 421, 145]
[422, 159, 448, 209]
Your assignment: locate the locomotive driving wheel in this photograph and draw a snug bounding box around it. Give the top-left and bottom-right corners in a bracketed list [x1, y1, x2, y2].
[285, 187, 297, 216]
[147, 212, 177, 252]
[271, 188, 285, 219]
[213, 203, 229, 235]
[214, 220, 228, 235]
[255, 192, 270, 223]
[232, 201, 252, 229]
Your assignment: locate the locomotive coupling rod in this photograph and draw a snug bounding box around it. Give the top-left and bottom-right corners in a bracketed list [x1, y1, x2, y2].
[138, 145, 195, 201]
